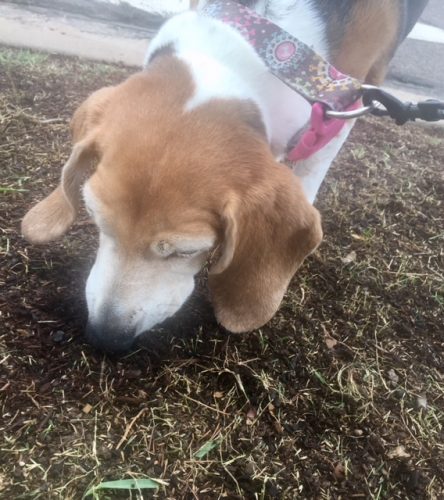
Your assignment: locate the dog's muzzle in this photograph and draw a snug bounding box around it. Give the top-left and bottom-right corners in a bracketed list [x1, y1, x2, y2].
[85, 319, 136, 355]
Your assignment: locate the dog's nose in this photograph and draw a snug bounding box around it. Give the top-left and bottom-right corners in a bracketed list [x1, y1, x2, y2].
[85, 320, 136, 355]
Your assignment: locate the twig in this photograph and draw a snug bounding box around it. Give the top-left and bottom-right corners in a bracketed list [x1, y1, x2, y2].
[116, 408, 148, 450]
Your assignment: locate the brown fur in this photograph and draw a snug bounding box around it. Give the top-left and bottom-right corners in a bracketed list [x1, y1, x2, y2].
[22, 1, 403, 330]
[21, 141, 94, 243]
[330, 0, 401, 84]
[22, 55, 321, 331]
[208, 175, 322, 332]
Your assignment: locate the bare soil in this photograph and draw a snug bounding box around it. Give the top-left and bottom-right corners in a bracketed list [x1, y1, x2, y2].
[0, 47, 443, 499]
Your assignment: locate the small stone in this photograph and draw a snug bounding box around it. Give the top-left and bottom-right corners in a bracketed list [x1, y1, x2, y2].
[354, 429, 364, 436]
[124, 369, 142, 380]
[333, 463, 346, 481]
[244, 462, 255, 476]
[246, 407, 257, 425]
[52, 330, 66, 343]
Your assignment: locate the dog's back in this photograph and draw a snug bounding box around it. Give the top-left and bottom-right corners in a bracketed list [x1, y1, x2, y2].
[235, 0, 428, 83]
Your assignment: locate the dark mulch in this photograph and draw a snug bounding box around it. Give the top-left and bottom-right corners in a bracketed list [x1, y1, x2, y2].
[0, 47, 443, 499]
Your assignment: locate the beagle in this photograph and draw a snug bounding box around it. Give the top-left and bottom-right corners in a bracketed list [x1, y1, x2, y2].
[22, 0, 427, 353]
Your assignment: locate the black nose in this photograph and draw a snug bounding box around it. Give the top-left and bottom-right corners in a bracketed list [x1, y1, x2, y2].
[85, 321, 136, 355]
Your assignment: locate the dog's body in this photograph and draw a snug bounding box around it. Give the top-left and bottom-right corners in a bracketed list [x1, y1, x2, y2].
[22, 0, 427, 353]
[147, 0, 405, 203]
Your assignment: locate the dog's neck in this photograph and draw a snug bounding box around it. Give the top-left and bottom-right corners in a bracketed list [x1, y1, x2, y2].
[145, 4, 329, 157]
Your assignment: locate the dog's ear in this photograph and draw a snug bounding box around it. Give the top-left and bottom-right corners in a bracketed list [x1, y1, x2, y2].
[208, 163, 323, 333]
[21, 86, 114, 244]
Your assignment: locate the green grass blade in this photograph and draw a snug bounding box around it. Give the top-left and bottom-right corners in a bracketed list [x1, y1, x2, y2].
[194, 439, 220, 459]
[85, 478, 162, 497]
[0, 186, 28, 193]
[311, 369, 328, 386]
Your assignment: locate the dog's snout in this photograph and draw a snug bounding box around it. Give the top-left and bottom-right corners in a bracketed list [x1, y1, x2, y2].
[85, 320, 136, 355]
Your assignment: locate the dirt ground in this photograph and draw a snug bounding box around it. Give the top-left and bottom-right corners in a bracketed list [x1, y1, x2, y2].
[0, 47, 443, 499]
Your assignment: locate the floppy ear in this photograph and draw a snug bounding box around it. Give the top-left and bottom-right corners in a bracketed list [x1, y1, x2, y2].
[21, 140, 95, 243]
[208, 164, 323, 333]
[21, 86, 114, 244]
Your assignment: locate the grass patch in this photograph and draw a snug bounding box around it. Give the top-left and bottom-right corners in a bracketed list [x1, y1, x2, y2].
[0, 47, 443, 498]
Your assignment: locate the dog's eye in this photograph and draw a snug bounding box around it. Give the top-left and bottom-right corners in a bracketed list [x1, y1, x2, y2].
[174, 250, 200, 259]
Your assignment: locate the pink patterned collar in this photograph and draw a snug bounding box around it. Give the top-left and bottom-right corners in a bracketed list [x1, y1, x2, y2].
[202, 0, 362, 161]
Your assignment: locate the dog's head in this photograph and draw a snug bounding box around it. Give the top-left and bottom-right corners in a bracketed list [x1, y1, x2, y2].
[22, 57, 322, 353]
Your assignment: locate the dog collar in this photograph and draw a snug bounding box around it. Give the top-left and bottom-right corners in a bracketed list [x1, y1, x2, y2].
[198, 1, 444, 161]
[202, 0, 362, 113]
[201, 0, 366, 161]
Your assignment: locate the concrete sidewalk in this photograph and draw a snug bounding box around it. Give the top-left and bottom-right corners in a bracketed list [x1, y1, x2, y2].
[0, 3, 148, 66]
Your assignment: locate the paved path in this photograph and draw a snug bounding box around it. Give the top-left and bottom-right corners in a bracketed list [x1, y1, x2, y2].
[387, 0, 444, 99]
[0, 3, 149, 66]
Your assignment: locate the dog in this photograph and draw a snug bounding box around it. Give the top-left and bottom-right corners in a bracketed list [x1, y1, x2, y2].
[22, 0, 428, 353]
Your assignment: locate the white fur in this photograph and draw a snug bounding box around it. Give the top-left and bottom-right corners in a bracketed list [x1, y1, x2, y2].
[85, 234, 198, 336]
[145, 12, 271, 136]
[291, 120, 356, 204]
[145, 1, 346, 202]
[83, 184, 214, 336]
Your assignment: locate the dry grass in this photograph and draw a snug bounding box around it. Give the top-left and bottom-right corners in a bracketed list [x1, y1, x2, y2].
[0, 47, 443, 499]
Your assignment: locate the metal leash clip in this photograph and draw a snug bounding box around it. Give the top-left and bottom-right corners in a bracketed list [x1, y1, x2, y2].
[325, 84, 444, 124]
[362, 84, 444, 125]
[325, 104, 374, 120]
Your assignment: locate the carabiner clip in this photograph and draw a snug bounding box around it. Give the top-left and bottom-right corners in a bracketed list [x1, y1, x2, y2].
[325, 104, 374, 119]
[361, 84, 420, 125]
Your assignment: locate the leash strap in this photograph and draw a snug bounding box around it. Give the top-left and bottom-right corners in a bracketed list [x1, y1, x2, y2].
[202, 0, 362, 112]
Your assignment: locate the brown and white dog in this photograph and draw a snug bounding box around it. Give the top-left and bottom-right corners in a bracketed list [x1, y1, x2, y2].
[22, 0, 427, 353]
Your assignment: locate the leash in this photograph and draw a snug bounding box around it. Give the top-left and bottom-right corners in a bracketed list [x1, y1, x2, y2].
[202, 1, 444, 160]
[361, 86, 444, 125]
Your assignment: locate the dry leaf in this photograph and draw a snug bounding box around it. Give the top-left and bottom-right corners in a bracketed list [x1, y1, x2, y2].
[324, 334, 338, 349]
[416, 395, 428, 411]
[388, 445, 410, 459]
[82, 403, 93, 414]
[341, 250, 357, 264]
[351, 233, 365, 241]
[273, 421, 284, 434]
[321, 325, 338, 349]
[387, 369, 399, 385]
